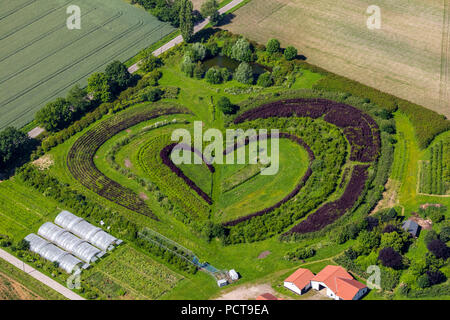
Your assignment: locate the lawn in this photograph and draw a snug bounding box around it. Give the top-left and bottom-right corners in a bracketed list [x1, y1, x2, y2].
[227, 0, 448, 118]
[0, 0, 174, 130]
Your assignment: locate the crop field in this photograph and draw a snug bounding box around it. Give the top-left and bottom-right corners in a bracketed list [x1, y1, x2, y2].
[0, 259, 65, 300]
[227, 0, 449, 117]
[85, 246, 183, 300]
[0, 0, 174, 130]
[418, 135, 450, 195]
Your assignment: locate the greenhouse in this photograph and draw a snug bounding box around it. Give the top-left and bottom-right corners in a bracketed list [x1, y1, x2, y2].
[38, 222, 103, 263]
[24, 233, 84, 273]
[55, 210, 120, 251]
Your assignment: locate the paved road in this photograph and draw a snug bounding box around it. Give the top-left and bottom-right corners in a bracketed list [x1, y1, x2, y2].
[128, 0, 245, 74]
[0, 248, 85, 300]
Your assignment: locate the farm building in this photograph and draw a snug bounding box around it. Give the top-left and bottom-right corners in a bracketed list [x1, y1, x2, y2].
[402, 219, 421, 237]
[311, 265, 367, 300]
[38, 222, 103, 263]
[24, 233, 84, 273]
[283, 268, 314, 295]
[55, 211, 121, 251]
[256, 293, 279, 300]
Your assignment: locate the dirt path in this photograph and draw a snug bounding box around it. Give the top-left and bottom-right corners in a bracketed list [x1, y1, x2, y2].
[215, 283, 288, 300]
[0, 249, 84, 300]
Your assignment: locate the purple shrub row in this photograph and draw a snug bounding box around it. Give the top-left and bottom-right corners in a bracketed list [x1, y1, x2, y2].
[286, 164, 370, 234]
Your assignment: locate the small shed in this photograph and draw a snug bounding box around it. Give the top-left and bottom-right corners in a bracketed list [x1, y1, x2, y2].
[402, 219, 421, 237]
[217, 279, 228, 287]
[228, 269, 239, 281]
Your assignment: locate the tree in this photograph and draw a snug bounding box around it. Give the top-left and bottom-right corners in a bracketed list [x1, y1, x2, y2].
[0, 127, 32, 170]
[87, 72, 112, 103]
[66, 84, 90, 113]
[266, 39, 280, 54]
[378, 247, 403, 269]
[284, 46, 298, 60]
[231, 38, 252, 62]
[217, 97, 235, 114]
[424, 230, 439, 245]
[426, 270, 446, 285]
[380, 231, 409, 253]
[193, 62, 205, 79]
[36, 98, 73, 132]
[355, 230, 380, 255]
[179, 0, 194, 43]
[201, 0, 218, 17]
[234, 62, 253, 84]
[105, 61, 133, 93]
[188, 43, 207, 62]
[427, 239, 450, 260]
[181, 54, 195, 77]
[256, 72, 273, 87]
[205, 67, 222, 84]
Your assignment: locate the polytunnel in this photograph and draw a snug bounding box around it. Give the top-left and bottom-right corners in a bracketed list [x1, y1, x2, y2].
[24, 234, 83, 273]
[38, 222, 102, 263]
[55, 210, 119, 251]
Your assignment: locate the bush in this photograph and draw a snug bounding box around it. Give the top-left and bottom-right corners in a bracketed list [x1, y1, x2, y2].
[181, 55, 195, 77]
[285, 247, 316, 261]
[266, 39, 280, 54]
[380, 231, 409, 253]
[427, 239, 450, 260]
[139, 55, 162, 73]
[424, 230, 439, 245]
[234, 62, 253, 84]
[417, 274, 430, 289]
[439, 226, 450, 242]
[256, 72, 273, 87]
[140, 88, 163, 102]
[378, 247, 403, 269]
[284, 46, 298, 61]
[217, 97, 236, 114]
[426, 270, 446, 285]
[193, 62, 205, 79]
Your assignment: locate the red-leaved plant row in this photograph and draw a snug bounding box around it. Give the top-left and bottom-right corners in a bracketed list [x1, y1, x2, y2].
[160, 143, 213, 205]
[285, 164, 370, 234]
[234, 99, 380, 163]
[67, 106, 189, 219]
[223, 133, 315, 226]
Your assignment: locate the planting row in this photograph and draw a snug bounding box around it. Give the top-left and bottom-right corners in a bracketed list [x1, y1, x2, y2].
[67, 103, 189, 219]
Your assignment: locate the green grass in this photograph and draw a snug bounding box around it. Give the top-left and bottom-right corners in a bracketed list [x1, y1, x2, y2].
[215, 138, 309, 222]
[0, 0, 174, 130]
[0, 258, 66, 300]
[177, 151, 213, 197]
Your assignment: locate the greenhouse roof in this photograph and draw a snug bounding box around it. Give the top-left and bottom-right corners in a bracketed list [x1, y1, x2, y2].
[38, 222, 102, 263]
[24, 233, 83, 273]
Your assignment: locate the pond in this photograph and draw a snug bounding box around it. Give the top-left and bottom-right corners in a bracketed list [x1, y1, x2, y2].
[202, 55, 270, 75]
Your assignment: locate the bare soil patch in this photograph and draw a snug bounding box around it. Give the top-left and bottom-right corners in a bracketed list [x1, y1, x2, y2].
[139, 192, 149, 201]
[410, 212, 433, 230]
[257, 251, 271, 259]
[371, 179, 400, 214]
[124, 159, 133, 168]
[32, 155, 54, 171]
[0, 272, 41, 300]
[215, 283, 288, 300]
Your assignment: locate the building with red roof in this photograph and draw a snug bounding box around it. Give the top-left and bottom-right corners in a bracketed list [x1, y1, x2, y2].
[310, 265, 368, 300]
[283, 268, 315, 295]
[256, 293, 279, 300]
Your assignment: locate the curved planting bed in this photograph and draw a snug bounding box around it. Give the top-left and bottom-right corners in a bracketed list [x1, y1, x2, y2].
[227, 98, 380, 236]
[67, 104, 189, 219]
[234, 98, 380, 163]
[223, 133, 315, 226]
[160, 143, 214, 205]
[286, 164, 370, 234]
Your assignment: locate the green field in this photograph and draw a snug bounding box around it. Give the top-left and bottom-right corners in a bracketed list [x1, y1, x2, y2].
[0, 0, 174, 130]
